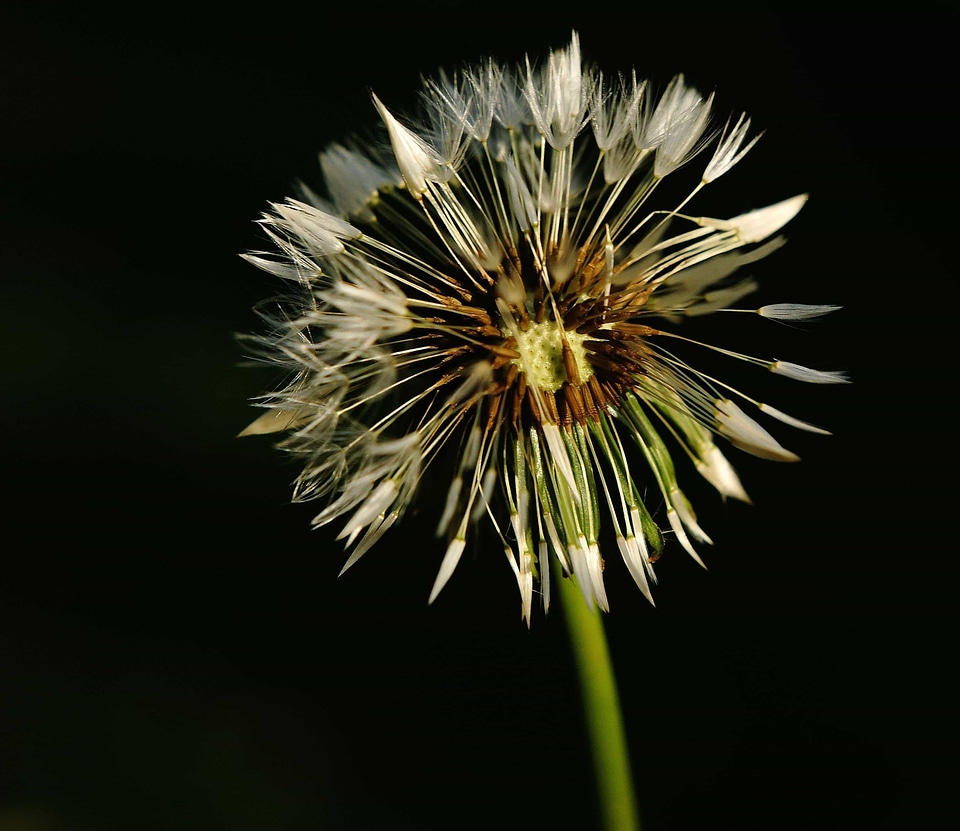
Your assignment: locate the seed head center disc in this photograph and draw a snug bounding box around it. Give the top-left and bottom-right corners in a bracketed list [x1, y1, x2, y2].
[513, 320, 594, 392]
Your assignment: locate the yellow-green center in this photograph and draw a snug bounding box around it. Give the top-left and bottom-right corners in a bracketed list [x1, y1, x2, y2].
[513, 320, 594, 392]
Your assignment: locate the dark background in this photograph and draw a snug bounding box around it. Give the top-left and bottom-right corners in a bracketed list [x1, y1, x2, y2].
[1, 3, 957, 829]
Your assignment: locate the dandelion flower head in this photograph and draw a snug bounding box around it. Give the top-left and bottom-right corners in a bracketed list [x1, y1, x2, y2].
[242, 33, 846, 624]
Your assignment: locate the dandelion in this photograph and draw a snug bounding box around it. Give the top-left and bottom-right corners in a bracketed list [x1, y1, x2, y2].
[241, 32, 845, 626]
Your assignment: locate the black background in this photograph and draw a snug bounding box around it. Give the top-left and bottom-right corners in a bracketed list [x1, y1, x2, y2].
[2, 3, 957, 829]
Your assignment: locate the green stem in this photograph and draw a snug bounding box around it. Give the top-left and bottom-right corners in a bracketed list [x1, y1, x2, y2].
[557, 566, 641, 831]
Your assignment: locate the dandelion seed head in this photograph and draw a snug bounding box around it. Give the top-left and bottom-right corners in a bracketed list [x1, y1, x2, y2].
[241, 32, 843, 624]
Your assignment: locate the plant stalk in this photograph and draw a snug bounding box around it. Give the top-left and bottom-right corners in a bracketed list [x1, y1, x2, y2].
[557, 568, 641, 831]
